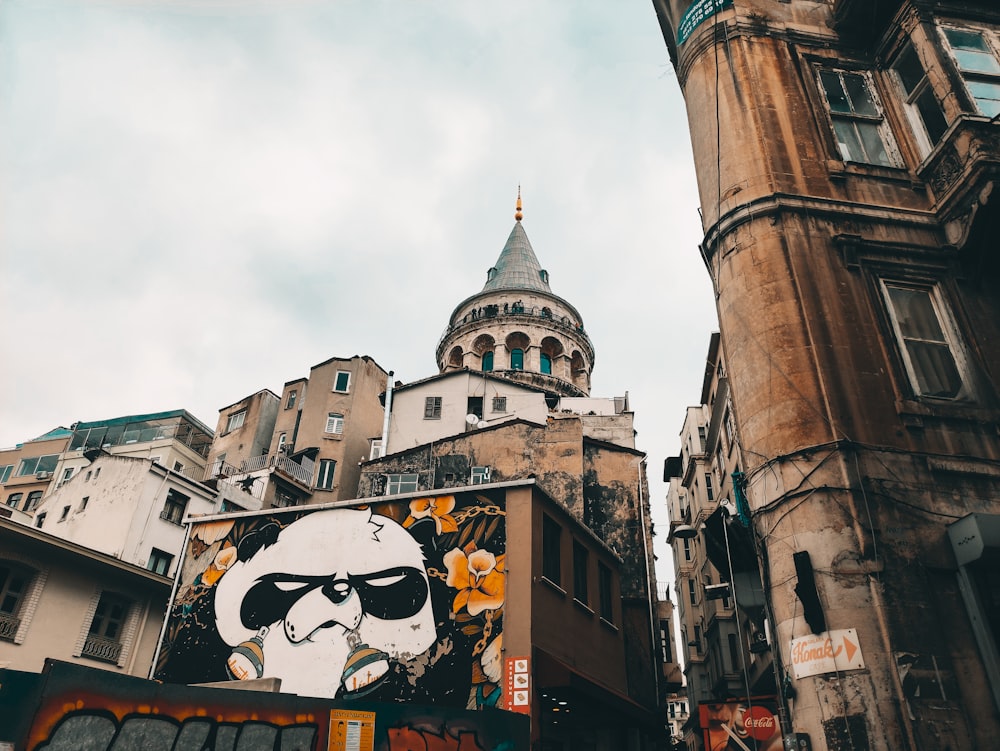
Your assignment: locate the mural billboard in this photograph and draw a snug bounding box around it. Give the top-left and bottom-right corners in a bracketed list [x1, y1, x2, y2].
[699, 698, 783, 751]
[155, 490, 507, 710]
[5, 660, 528, 751]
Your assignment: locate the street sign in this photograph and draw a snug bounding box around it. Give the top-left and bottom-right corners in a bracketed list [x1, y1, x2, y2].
[790, 629, 864, 679]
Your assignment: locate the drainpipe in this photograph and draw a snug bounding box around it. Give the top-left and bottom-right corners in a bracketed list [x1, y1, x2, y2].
[149, 519, 192, 678]
[381, 371, 395, 452]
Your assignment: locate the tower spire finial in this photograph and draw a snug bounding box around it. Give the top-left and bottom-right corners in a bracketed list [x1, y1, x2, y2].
[515, 185, 523, 221]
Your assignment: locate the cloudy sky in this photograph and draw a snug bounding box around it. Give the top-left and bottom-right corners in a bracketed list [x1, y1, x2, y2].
[0, 0, 717, 581]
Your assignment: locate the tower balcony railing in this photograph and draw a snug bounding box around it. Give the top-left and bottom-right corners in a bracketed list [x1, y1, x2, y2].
[436, 305, 595, 363]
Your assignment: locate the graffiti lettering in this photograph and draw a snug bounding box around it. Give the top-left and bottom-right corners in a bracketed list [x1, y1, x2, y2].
[33, 710, 317, 751]
[387, 726, 485, 751]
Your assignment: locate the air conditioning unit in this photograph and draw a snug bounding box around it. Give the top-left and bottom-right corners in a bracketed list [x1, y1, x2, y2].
[36, 472, 52, 481]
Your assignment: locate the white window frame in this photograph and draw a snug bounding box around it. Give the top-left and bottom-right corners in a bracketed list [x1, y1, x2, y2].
[817, 67, 902, 167]
[940, 25, 1000, 119]
[325, 413, 345, 435]
[891, 42, 948, 159]
[880, 280, 973, 401]
[424, 396, 442, 420]
[471, 466, 491, 485]
[333, 370, 351, 393]
[386, 473, 419, 494]
[316, 458, 336, 490]
[225, 410, 247, 433]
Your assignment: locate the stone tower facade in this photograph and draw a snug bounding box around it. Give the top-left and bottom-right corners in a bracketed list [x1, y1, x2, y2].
[435, 196, 594, 397]
[653, 2, 1000, 750]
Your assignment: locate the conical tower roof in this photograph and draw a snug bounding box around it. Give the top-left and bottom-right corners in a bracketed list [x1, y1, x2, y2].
[483, 222, 552, 293]
[436, 190, 595, 398]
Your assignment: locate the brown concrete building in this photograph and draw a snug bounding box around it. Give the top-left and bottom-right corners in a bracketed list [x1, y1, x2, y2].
[653, 1, 1000, 749]
[204, 355, 389, 509]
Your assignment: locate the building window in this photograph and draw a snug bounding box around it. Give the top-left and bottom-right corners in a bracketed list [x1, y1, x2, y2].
[573, 540, 589, 604]
[818, 68, 898, 166]
[82, 592, 129, 663]
[482, 351, 494, 372]
[80, 497, 89, 511]
[728, 632, 742, 672]
[942, 27, 1000, 118]
[0, 465, 11, 483]
[148, 548, 173, 576]
[660, 620, 673, 664]
[369, 439, 384, 460]
[688, 579, 697, 605]
[683, 538, 692, 562]
[26, 492, 43, 511]
[277, 433, 287, 453]
[540, 353, 552, 375]
[225, 410, 247, 433]
[334, 371, 351, 393]
[542, 514, 562, 586]
[386, 473, 420, 494]
[598, 562, 613, 621]
[61, 467, 74, 483]
[694, 625, 702, 652]
[5, 493, 22, 510]
[705, 473, 715, 501]
[492, 396, 507, 413]
[94, 467, 102, 479]
[0, 563, 31, 642]
[467, 396, 483, 420]
[286, 390, 298, 410]
[892, 43, 948, 157]
[697, 426, 707, 453]
[471, 466, 491, 485]
[510, 348, 524, 370]
[317, 459, 337, 490]
[325, 413, 345, 435]
[34, 513, 46, 528]
[59, 506, 70, 522]
[882, 281, 968, 399]
[17, 455, 58, 477]
[424, 397, 442, 420]
[160, 489, 189, 525]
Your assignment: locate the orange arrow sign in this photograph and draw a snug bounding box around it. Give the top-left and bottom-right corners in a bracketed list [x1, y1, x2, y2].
[842, 635, 858, 663]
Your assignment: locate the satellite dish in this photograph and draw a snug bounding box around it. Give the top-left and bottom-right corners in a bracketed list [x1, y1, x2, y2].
[466, 414, 479, 425]
[477, 420, 487, 429]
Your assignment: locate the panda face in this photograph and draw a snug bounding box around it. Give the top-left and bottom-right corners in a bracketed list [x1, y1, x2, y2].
[213, 508, 436, 698]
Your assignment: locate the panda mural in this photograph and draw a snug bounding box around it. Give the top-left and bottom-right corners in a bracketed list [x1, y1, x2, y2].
[214, 508, 437, 698]
[156, 493, 506, 709]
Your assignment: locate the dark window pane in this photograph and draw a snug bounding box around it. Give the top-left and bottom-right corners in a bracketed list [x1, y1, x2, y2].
[857, 122, 891, 166]
[820, 71, 850, 113]
[844, 73, 877, 116]
[894, 46, 924, 95]
[916, 88, 949, 142]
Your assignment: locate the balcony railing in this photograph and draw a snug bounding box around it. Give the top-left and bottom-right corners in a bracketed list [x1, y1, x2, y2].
[0, 612, 20, 641]
[81, 635, 122, 663]
[206, 454, 314, 491]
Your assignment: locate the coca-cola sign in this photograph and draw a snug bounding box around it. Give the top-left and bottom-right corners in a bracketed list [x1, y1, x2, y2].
[743, 705, 777, 741]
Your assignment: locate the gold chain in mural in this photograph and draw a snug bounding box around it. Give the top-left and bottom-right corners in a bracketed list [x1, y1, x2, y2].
[453, 505, 504, 523]
[472, 609, 494, 656]
[426, 567, 447, 581]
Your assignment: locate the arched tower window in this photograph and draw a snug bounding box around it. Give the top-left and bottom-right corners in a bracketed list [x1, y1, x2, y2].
[473, 334, 495, 372]
[505, 332, 530, 371]
[448, 346, 463, 368]
[540, 353, 552, 374]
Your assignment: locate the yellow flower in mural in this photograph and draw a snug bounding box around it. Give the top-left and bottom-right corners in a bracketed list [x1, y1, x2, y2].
[403, 496, 458, 535]
[201, 545, 237, 586]
[444, 544, 505, 616]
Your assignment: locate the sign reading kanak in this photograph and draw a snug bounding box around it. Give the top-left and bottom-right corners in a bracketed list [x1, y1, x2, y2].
[676, 0, 733, 45]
